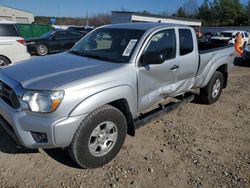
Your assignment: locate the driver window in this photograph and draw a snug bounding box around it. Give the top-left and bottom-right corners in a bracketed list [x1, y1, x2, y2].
[145, 29, 176, 61]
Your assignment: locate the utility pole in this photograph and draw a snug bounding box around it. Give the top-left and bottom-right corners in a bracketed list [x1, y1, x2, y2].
[86, 9, 89, 26]
[57, 3, 60, 17]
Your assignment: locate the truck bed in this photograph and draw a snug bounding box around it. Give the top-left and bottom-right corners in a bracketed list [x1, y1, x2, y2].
[198, 42, 232, 54]
[193, 43, 235, 88]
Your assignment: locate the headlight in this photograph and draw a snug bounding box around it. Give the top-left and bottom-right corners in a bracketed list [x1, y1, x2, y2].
[21, 90, 64, 113]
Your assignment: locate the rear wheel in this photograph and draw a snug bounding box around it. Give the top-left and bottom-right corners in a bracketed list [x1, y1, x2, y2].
[199, 71, 224, 104]
[68, 105, 127, 169]
[36, 44, 48, 56]
[0, 56, 11, 66]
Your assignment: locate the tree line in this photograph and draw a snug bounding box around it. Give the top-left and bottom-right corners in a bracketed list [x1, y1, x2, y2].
[34, 13, 111, 27]
[175, 0, 250, 26]
[34, 0, 250, 27]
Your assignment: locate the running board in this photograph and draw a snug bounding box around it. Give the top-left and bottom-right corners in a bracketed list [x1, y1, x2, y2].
[134, 94, 194, 129]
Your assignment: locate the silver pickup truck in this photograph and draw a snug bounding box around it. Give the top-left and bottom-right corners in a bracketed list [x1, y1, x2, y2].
[0, 23, 235, 168]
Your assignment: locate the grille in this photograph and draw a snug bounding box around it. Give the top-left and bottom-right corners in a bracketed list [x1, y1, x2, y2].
[0, 81, 20, 109]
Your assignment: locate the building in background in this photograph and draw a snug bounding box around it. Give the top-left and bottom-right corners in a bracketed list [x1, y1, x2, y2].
[112, 11, 201, 28]
[0, 5, 34, 24]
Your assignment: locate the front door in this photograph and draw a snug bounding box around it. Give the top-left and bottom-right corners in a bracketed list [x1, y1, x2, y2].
[137, 29, 180, 112]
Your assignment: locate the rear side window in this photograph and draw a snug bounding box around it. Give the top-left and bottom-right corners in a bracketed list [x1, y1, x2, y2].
[179, 29, 194, 56]
[54, 32, 68, 40]
[0, 24, 19, 37]
[69, 32, 83, 39]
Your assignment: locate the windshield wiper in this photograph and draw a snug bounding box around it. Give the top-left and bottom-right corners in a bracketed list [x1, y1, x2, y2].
[82, 54, 111, 61]
[69, 51, 123, 63]
[68, 50, 84, 57]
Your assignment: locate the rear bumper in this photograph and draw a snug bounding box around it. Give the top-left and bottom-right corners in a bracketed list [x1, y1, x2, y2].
[27, 45, 36, 55]
[10, 52, 30, 64]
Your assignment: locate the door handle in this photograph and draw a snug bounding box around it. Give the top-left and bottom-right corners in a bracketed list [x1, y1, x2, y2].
[170, 65, 179, 70]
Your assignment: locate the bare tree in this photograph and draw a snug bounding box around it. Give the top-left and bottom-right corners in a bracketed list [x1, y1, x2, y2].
[183, 0, 199, 17]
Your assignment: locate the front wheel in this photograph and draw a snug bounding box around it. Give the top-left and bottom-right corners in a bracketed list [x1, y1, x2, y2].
[68, 105, 127, 169]
[199, 71, 224, 104]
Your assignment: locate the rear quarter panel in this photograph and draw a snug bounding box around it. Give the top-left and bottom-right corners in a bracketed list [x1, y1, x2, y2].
[0, 37, 30, 63]
[194, 46, 234, 88]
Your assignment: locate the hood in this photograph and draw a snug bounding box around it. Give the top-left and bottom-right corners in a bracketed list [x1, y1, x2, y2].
[1, 52, 124, 90]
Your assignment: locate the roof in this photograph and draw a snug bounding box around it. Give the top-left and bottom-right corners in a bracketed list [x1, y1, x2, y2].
[104, 22, 190, 30]
[112, 11, 201, 23]
[221, 30, 247, 33]
[0, 5, 33, 14]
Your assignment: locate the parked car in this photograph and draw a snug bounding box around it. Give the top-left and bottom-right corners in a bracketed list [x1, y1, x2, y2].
[203, 32, 219, 42]
[0, 23, 235, 168]
[66, 26, 94, 35]
[0, 20, 30, 66]
[210, 30, 249, 46]
[25, 30, 84, 56]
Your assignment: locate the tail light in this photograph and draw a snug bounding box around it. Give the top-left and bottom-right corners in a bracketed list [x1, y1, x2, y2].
[17, 38, 26, 45]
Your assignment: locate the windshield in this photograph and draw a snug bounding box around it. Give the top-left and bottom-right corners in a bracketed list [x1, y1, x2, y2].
[70, 28, 145, 63]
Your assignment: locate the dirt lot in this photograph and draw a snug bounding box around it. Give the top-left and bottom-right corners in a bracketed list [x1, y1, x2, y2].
[0, 59, 249, 188]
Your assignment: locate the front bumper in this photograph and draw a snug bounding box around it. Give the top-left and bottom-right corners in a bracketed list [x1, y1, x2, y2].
[0, 98, 86, 149]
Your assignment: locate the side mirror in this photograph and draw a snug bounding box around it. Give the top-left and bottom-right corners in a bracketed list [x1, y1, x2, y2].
[140, 52, 165, 66]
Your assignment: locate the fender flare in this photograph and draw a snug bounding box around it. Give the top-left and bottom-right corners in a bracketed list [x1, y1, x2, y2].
[201, 57, 228, 88]
[69, 85, 137, 118]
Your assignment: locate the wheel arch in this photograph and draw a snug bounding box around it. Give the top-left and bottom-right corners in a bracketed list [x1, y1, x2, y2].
[108, 99, 135, 136]
[201, 60, 228, 88]
[69, 85, 137, 136]
[216, 64, 228, 88]
[0, 55, 12, 65]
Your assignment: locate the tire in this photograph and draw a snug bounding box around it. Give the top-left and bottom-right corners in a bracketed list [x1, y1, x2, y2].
[68, 105, 127, 169]
[199, 71, 224, 104]
[0, 56, 11, 66]
[35, 44, 48, 56]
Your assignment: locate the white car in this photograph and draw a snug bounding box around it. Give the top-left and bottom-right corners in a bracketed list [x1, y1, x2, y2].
[210, 30, 249, 46]
[0, 20, 30, 66]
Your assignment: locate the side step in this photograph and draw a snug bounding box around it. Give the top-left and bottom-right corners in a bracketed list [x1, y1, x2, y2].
[134, 94, 194, 129]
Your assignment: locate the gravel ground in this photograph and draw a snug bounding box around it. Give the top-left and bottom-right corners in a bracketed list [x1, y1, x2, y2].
[0, 59, 249, 188]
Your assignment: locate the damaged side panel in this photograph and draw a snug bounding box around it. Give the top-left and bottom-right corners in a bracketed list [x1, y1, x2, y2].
[138, 64, 195, 112]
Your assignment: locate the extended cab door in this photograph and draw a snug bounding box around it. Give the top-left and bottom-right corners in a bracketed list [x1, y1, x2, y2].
[175, 28, 199, 92]
[137, 29, 180, 112]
